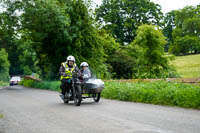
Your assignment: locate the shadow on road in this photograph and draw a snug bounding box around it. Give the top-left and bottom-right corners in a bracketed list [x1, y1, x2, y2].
[49, 100, 102, 108]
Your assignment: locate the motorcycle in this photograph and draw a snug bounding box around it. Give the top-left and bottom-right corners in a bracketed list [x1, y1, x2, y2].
[60, 72, 104, 106]
[60, 73, 82, 106]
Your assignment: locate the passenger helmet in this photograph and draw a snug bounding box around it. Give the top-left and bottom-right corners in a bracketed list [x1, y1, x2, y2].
[80, 62, 89, 67]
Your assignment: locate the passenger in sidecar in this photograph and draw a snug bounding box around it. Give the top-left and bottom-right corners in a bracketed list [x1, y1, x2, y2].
[79, 62, 91, 81]
[79, 62, 104, 102]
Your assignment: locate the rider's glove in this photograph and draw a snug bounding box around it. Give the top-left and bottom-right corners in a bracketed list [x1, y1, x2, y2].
[67, 80, 71, 83]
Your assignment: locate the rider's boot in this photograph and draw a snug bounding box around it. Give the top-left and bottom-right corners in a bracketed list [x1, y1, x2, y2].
[59, 93, 64, 100]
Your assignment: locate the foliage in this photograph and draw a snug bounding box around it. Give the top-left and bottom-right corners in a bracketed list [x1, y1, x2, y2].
[0, 1, 39, 76]
[0, 48, 10, 81]
[163, 10, 176, 52]
[107, 46, 136, 79]
[0, 0, 119, 79]
[170, 6, 200, 55]
[170, 36, 200, 55]
[20, 79, 34, 87]
[172, 54, 200, 78]
[103, 81, 200, 109]
[20, 79, 60, 92]
[0, 9, 23, 75]
[1, 0, 199, 79]
[131, 24, 174, 78]
[16, 36, 40, 75]
[95, 0, 163, 45]
[0, 81, 9, 87]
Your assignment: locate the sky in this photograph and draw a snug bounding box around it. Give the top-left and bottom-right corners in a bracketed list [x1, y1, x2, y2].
[93, 0, 200, 14]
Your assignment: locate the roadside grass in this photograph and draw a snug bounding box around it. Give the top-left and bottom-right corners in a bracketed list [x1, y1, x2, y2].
[0, 81, 9, 87]
[172, 54, 200, 78]
[21, 79, 200, 109]
[0, 114, 4, 118]
[20, 79, 60, 92]
[103, 81, 200, 109]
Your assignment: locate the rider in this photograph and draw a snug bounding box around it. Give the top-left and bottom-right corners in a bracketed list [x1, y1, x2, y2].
[80, 62, 91, 80]
[59, 55, 79, 98]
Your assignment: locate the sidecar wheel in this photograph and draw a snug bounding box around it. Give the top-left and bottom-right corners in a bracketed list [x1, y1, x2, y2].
[93, 93, 101, 102]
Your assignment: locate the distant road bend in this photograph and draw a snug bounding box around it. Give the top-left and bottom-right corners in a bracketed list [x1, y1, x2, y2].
[0, 86, 200, 133]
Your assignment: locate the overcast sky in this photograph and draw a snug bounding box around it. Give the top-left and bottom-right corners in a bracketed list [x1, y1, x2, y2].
[93, 0, 200, 14]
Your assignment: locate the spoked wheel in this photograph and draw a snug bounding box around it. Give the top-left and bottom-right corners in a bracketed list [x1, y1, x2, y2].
[93, 93, 101, 102]
[74, 85, 82, 106]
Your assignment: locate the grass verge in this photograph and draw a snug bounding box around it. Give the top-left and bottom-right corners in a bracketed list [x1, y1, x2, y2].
[103, 81, 200, 109]
[21, 79, 200, 109]
[20, 79, 60, 91]
[0, 81, 9, 87]
[172, 54, 200, 78]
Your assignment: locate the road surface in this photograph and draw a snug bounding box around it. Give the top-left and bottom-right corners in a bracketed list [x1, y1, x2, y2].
[0, 86, 200, 133]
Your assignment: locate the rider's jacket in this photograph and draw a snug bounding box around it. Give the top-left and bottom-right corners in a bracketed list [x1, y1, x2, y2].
[59, 62, 78, 80]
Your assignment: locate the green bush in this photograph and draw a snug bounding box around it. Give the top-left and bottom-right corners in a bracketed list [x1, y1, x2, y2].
[0, 81, 9, 87]
[21, 79, 34, 87]
[21, 79, 60, 92]
[103, 81, 200, 109]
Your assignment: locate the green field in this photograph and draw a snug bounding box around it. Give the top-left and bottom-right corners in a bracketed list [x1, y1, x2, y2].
[172, 54, 200, 78]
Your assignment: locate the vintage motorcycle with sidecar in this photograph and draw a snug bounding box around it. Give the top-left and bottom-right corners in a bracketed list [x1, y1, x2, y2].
[60, 72, 104, 106]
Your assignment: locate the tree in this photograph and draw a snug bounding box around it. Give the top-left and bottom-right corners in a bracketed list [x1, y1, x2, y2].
[0, 7, 23, 75]
[170, 5, 200, 55]
[131, 24, 171, 78]
[107, 46, 136, 79]
[170, 36, 200, 55]
[0, 48, 10, 81]
[1, 0, 118, 79]
[163, 10, 176, 52]
[96, 0, 163, 45]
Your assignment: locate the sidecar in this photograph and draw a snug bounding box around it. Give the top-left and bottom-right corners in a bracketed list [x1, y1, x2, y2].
[81, 78, 104, 102]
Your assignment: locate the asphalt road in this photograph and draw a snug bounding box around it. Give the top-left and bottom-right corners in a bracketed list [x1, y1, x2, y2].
[0, 86, 200, 133]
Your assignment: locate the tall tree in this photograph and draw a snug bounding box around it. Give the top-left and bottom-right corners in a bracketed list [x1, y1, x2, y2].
[170, 5, 200, 55]
[95, 0, 163, 45]
[0, 5, 23, 75]
[131, 24, 171, 78]
[1, 0, 118, 79]
[163, 10, 176, 51]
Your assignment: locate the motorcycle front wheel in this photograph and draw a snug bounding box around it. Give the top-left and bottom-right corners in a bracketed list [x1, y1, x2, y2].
[74, 85, 82, 106]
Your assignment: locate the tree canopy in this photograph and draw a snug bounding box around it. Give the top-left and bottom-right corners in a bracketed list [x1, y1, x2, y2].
[131, 24, 172, 78]
[169, 6, 200, 55]
[95, 0, 163, 45]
